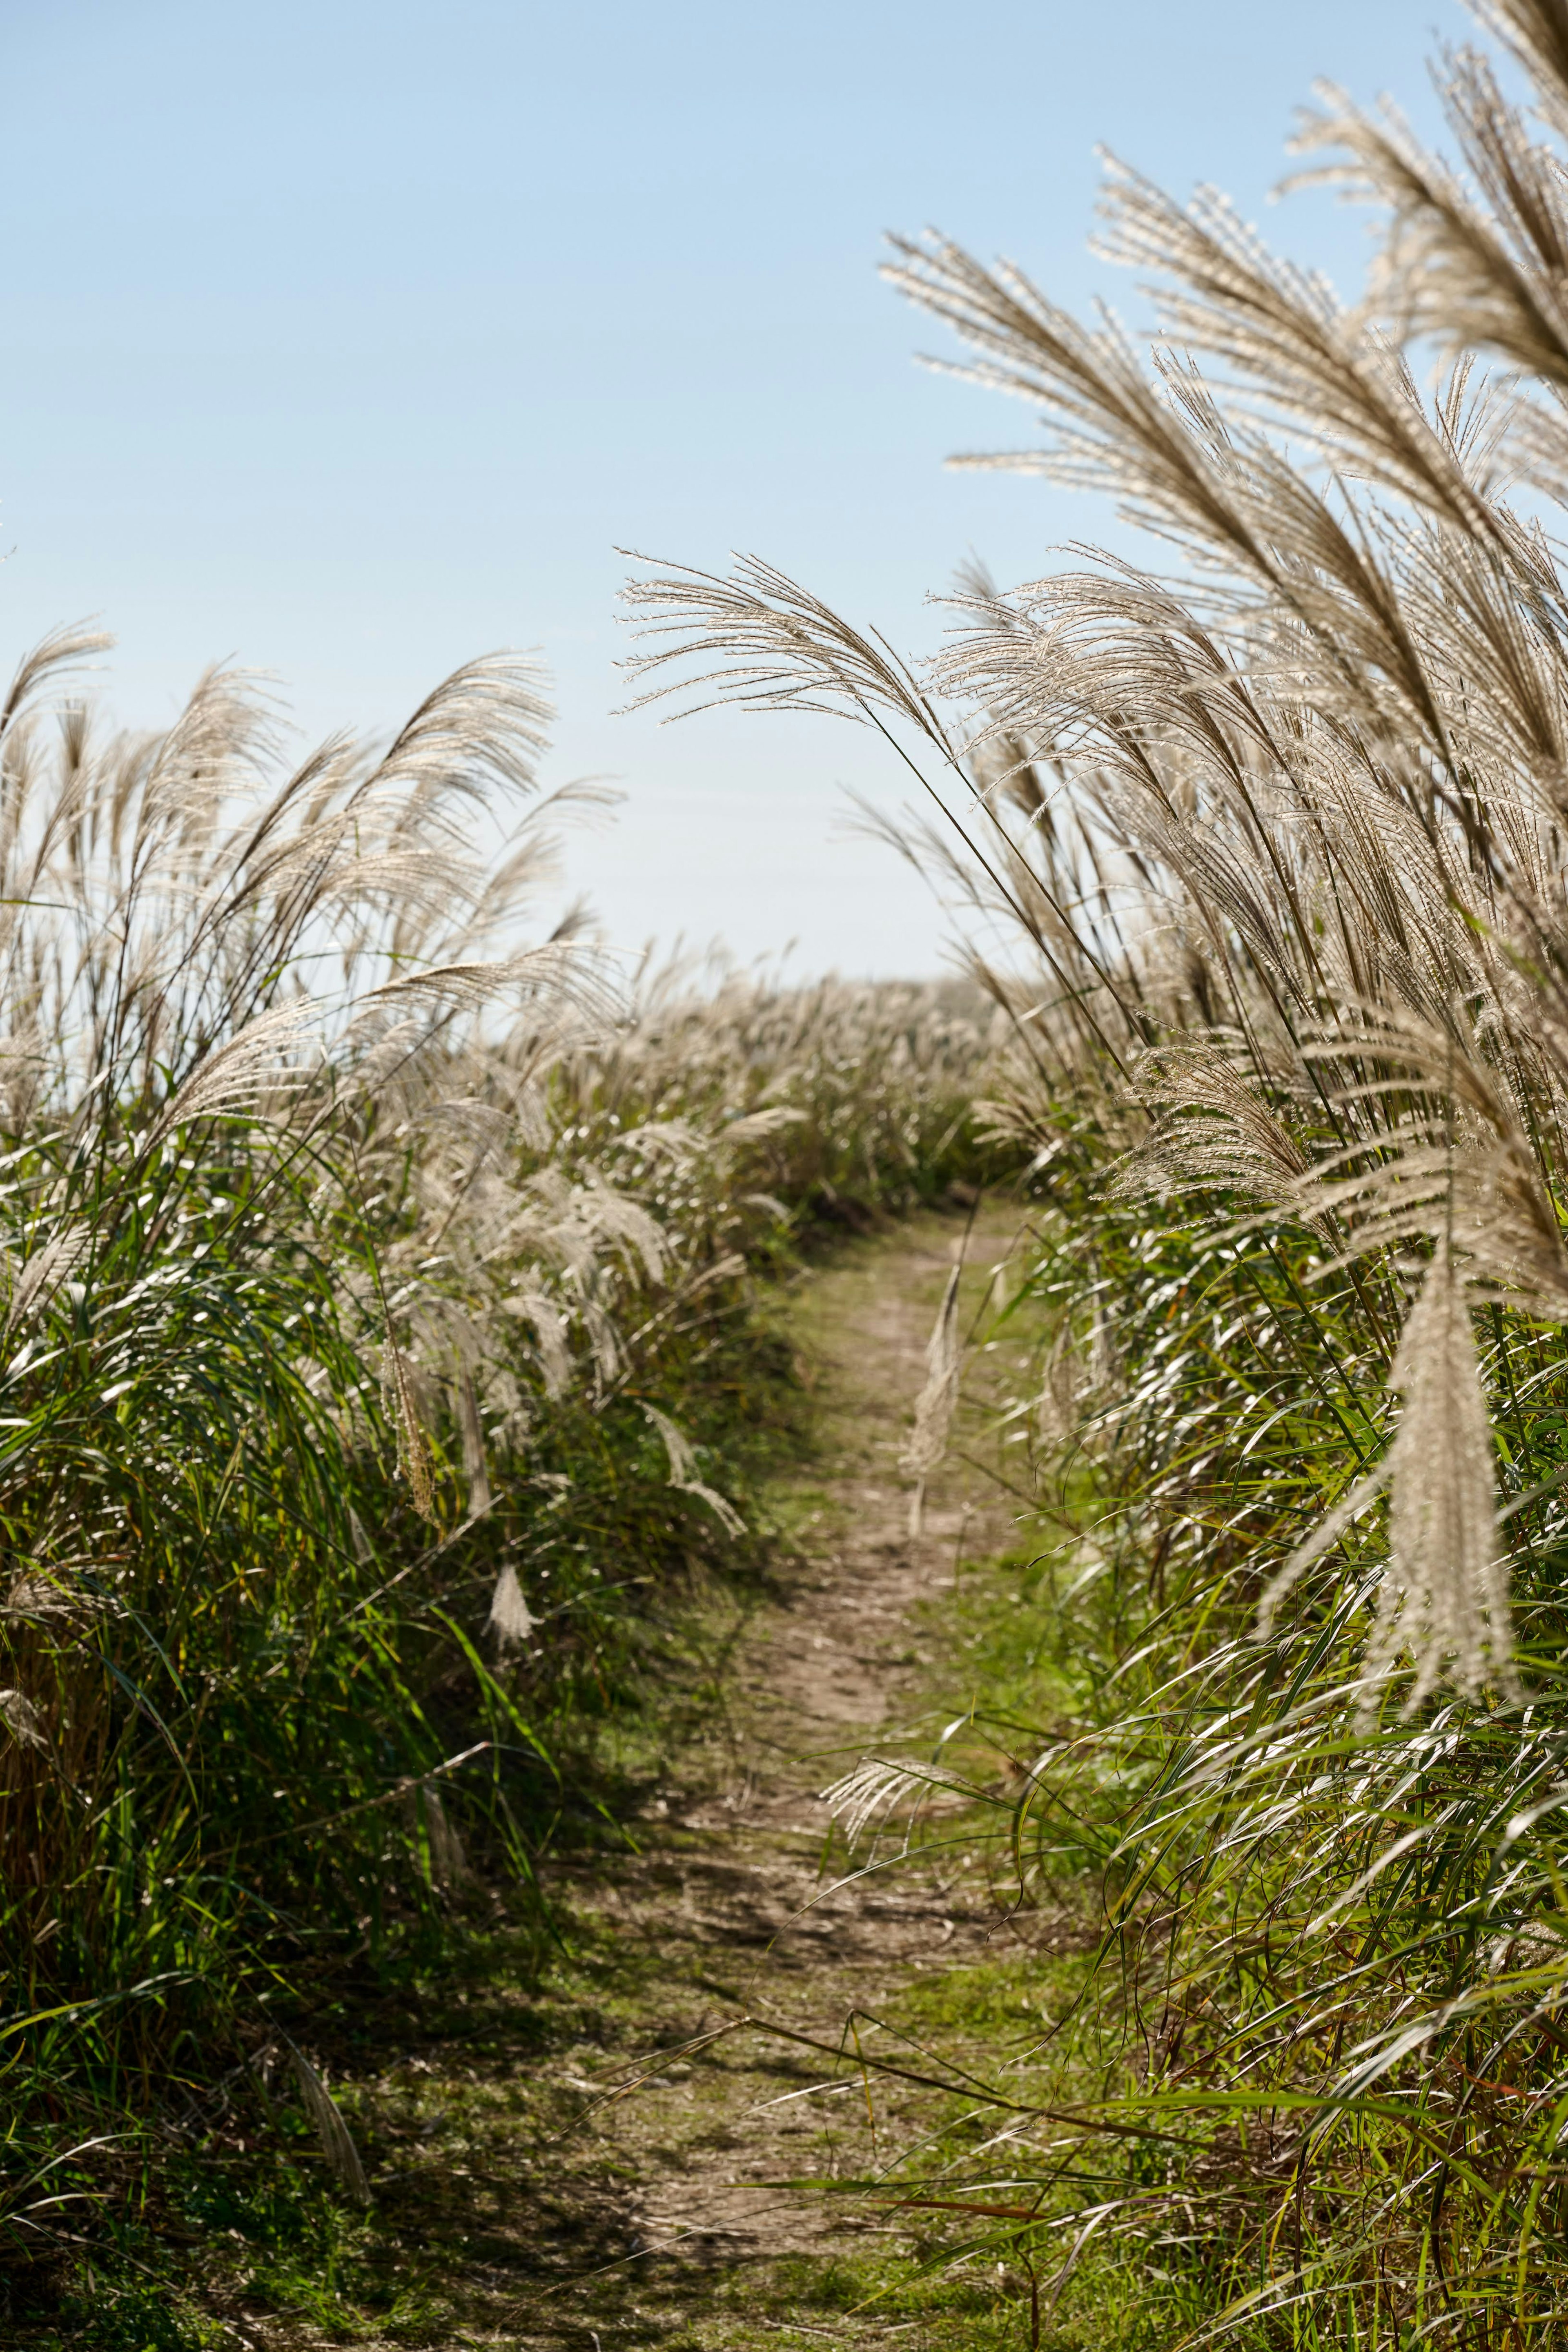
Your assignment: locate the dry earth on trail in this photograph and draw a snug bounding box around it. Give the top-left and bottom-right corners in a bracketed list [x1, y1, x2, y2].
[222, 1204, 1054, 2352]
[567, 1205, 1029, 2275]
[489, 1202, 1040, 2347]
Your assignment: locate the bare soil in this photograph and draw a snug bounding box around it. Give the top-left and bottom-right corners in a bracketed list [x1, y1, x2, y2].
[227, 1205, 1048, 2350]
[568, 1205, 1028, 2281]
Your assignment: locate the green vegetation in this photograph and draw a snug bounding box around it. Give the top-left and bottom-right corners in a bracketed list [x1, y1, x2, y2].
[31, 4, 1568, 2345]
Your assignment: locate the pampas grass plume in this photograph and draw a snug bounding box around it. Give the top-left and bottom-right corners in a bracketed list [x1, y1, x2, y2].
[1373, 1254, 1517, 1709]
[1262, 1257, 1517, 1709]
[902, 1263, 962, 1536]
[487, 1561, 537, 1651]
[288, 2048, 370, 2203]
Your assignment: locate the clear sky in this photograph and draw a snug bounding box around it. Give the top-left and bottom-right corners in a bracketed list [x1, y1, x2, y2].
[2, 0, 1468, 976]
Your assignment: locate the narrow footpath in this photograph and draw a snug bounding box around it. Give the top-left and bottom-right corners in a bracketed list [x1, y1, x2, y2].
[558, 1208, 1026, 2300]
[297, 1205, 1048, 2352]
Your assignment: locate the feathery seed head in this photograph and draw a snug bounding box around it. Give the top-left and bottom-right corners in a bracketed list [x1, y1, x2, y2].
[487, 1561, 537, 1652]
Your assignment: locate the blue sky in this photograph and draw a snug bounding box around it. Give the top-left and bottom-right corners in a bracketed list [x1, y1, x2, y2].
[2, 0, 1467, 973]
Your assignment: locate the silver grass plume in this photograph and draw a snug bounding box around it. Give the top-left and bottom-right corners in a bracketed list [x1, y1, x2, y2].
[383, 1342, 435, 1520]
[618, 550, 959, 753]
[1036, 1322, 1084, 1451]
[821, 1756, 971, 1846]
[1086, 1288, 1121, 1398]
[717, 1103, 809, 1146]
[487, 1561, 537, 1651]
[1373, 1255, 1516, 1708]
[146, 998, 321, 1147]
[356, 941, 620, 1026]
[5, 1224, 91, 1334]
[1116, 1039, 1316, 1224]
[1, 1574, 76, 1625]
[1260, 1254, 1517, 1710]
[504, 1286, 572, 1399]
[901, 1264, 962, 1538]
[0, 1687, 47, 1749]
[456, 1370, 492, 1519]
[287, 2048, 370, 2203]
[1292, 1018, 1568, 1315]
[640, 1401, 746, 1536]
[414, 1782, 468, 1885]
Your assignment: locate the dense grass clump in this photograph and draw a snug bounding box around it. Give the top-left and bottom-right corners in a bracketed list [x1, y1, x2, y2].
[0, 634, 1000, 2287]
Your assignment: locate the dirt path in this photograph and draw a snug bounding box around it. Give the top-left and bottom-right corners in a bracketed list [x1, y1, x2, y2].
[519, 1205, 1031, 2339]
[323, 1205, 1041, 2352]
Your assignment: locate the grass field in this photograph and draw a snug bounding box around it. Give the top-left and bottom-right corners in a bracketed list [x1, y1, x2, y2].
[28, 2, 1568, 2343]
